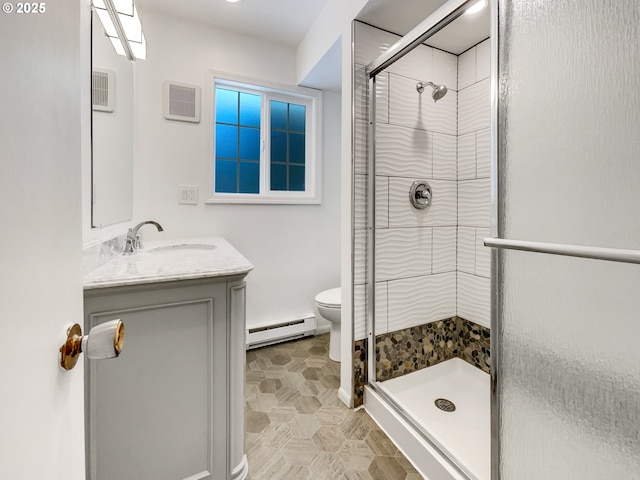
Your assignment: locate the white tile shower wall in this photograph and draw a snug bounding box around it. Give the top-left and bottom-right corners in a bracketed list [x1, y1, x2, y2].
[456, 37, 491, 327]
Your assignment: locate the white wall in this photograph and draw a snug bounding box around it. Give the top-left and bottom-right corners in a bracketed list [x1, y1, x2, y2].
[133, 10, 341, 328]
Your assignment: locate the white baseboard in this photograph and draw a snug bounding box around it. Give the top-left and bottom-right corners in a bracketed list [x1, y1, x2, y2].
[338, 387, 352, 408]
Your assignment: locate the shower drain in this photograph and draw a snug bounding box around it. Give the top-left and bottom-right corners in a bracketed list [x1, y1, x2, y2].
[434, 398, 456, 412]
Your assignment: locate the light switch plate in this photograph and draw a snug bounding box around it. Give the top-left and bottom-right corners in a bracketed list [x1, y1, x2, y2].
[178, 185, 198, 205]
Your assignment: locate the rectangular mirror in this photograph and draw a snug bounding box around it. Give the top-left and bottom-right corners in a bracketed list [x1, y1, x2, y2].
[91, 10, 134, 227]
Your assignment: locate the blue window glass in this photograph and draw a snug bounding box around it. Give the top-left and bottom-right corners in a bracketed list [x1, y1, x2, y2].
[215, 88, 238, 124]
[240, 93, 261, 128]
[270, 163, 287, 191]
[270, 130, 287, 162]
[239, 161, 259, 193]
[289, 165, 305, 191]
[270, 101, 288, 130]
[289, 133, 305, 164]
[215, 159, 238, 193]
[239, 127, 260, 161]
[215, 124, 238, 159]
[289, 104, 306, 132]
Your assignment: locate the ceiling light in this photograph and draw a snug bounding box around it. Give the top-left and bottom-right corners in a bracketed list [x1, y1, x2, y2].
[93, 0, 146, 60]
[465, 0, 487, 15]
[225, 0, 244, 3]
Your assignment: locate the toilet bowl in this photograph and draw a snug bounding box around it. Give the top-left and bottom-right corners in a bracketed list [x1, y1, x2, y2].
[315, 288, 341, 362]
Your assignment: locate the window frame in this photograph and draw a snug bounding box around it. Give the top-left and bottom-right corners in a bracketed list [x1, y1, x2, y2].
[207, 71, 322, 204]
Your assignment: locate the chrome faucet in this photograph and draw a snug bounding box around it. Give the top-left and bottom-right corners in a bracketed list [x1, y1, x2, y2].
[123, 221, 164, 255]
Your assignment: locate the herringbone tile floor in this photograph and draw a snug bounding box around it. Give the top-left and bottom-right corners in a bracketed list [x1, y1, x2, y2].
[245, 334, 422, 480]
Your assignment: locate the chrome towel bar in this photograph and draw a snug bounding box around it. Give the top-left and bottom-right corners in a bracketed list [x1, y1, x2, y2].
[484, 238, 640, 265]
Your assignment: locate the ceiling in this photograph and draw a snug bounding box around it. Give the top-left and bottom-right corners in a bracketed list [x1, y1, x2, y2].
[135, 0, 329, 48]
[357, 0, 490, 55]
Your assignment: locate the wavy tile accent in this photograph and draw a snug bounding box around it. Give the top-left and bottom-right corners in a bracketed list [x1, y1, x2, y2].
[354, 64, 368, 121]
[354, 118, 368, 175]
[432, 49, 458, 91]
[354, 284, 367, 341]
[375, 72, 389, 125]
[476, 128, 491, 178]
[433, 226, 457, 273]
[387, 44, 433, 83]
[476, 39, 491, 81]
[458, 46, 476, 91]
[375, 282, 388, 335]
[388, 75, 456, 135]
[459, 79, 490, 135]
[387, 272, 456, 331]
[457, 272, 490, 328]
[458, 178, 491, 227]
[354, 230, 367, 285]
[376, 124, 432, 177]
[389, 178, 457, 228]
[376, 176, 389, 229]
[458, 132, 476, 180]
[354, 22, 398, 66]
[476, 228, 491, 278]
[433, 133, 456, 180]
[458, 226, 476, 274]
[375, 227, 432, 281]
[354, 174, 368, 231]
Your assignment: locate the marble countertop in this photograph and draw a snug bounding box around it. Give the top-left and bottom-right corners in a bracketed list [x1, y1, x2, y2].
[84, 237, 253, 290]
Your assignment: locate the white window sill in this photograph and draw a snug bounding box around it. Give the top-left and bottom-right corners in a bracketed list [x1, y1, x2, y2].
[205, 194, 321, 205]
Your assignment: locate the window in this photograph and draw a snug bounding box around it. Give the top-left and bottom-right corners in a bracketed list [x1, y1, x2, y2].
[209, 73, 322, 204]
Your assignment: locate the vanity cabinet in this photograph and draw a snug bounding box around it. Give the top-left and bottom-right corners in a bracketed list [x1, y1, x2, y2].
[84, 274, 248, 480]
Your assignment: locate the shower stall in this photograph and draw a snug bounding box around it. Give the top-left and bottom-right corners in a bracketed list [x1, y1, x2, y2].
[352, 1, 493, 478]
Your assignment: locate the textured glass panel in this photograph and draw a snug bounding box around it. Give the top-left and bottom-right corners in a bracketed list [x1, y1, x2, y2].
[239, 92, 261, 127]
[500, 1, 640, 250]
[270, 101, 288, 130]
[239, 127, 259, 161]
[215, 159, 237, 193]
[270, 131, 287, 162]
[270, 163, 287, 191]
[499, 252, 640, 479]
[289, 104, 306, 132]
[289, 133, 305, 164]
[289, 165, 305, 191]
[239, 161, 259, 194]
[215, 124, 237, 159]
[215, 88, 238, 124]
[499, 1, 640, 478]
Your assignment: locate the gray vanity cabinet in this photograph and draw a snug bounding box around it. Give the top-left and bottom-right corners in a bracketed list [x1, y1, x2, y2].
[84, 275, 248, 480]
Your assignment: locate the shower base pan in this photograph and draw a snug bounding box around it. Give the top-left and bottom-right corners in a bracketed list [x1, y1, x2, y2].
[365, 358, 490, 480]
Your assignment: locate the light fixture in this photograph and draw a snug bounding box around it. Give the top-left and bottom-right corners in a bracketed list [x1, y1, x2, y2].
[93, 0, 146, 60]
[465, 0, 487, 15]
[225, 0, 244, 3]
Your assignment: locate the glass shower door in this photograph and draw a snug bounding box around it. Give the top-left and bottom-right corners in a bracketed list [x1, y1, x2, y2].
[494, 0, 640, 478]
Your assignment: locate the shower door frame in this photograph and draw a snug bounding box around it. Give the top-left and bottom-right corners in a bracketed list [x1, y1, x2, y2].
[363, 0, 500, 479]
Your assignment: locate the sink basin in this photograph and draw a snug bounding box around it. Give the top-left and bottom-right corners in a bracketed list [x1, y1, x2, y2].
[147, 243, 217, 254]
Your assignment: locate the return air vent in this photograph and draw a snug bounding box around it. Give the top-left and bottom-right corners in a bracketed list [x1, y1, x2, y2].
[246, 314, 316, 350]
[163, 81, 201, 123]
[92, 69, 115, 112]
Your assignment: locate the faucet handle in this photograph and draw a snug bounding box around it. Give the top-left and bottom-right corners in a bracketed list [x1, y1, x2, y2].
[135, 234, 143, 250]
[123, 235, 135, 255]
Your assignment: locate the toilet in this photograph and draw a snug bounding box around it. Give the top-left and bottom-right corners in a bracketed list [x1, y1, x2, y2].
[315, 287, 341, 362]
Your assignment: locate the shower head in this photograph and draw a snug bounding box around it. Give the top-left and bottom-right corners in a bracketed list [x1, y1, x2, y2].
[416, 81, 448, 102]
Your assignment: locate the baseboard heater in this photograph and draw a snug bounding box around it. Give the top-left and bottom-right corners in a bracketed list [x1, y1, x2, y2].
[246, 314, 316, 350]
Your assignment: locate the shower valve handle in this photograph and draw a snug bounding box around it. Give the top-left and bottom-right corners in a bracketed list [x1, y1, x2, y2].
[409, 180, 432, 210]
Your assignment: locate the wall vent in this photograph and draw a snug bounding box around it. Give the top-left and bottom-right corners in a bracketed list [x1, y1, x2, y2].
[163, 81, 200, 123]
[246, 314, 316, 350]
[92, 69, 115, 112]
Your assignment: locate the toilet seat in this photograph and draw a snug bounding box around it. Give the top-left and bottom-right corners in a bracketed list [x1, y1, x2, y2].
[315, 288, 341, 308]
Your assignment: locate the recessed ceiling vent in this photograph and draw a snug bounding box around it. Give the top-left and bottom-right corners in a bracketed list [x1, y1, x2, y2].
[164, 81, 201, 123]
[92, 68, 115, 112]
